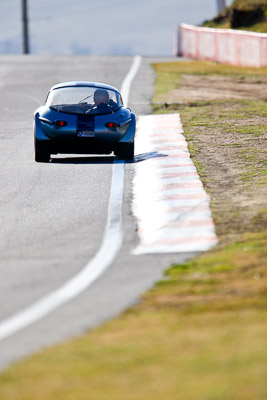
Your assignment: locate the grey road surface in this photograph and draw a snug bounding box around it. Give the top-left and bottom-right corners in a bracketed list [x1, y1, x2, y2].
[0, 55, 199, 371]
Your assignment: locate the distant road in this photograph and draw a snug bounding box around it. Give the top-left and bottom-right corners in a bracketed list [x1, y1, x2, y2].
[0, 55, 198, 371]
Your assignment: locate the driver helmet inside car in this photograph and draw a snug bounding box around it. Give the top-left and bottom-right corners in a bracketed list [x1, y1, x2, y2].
[94, 89, 109, 106]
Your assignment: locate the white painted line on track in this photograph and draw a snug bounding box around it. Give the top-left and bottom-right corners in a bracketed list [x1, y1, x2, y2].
[120, 56, 142, 108]
[0, 55, 142, 342]
[133, 113, 218, 254]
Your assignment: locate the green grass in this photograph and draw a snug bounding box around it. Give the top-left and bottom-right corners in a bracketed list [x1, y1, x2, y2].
[0, 231, 266, 400]
[152, 82, 267, 189]
[152, 62, 267, 100]
[202, 19, 267, 33]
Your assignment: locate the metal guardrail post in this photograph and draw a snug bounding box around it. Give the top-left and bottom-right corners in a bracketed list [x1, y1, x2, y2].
[22, 0, 29, 54]
[217, 0, 226, 13]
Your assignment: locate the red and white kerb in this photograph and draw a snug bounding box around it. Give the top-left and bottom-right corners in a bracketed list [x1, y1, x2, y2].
[132, 113, 218, 254]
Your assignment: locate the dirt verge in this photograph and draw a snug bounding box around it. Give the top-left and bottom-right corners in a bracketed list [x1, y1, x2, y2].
[165, 74, 267, 102]
[153, 69, 267, 246]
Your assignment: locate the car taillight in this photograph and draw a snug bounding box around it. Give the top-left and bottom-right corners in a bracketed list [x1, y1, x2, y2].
[105, 122, 117, 128]
[55, 120, 67, 127]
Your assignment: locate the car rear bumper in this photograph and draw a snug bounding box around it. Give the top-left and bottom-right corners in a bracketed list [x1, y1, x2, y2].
[35, 114, 136, 156]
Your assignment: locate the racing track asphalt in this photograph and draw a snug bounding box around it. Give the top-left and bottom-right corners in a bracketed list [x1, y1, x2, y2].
[0, 55, 199, 370]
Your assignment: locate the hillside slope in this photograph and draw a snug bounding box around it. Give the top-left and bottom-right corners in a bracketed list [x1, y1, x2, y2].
[202, 0, 267, 32]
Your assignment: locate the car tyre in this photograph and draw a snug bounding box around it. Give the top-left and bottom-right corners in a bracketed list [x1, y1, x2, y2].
[35, 139, 50, 163]
[117, 142, 134, 161]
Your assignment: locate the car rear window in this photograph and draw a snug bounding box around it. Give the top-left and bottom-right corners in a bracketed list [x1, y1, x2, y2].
[46, 86, 123, 115]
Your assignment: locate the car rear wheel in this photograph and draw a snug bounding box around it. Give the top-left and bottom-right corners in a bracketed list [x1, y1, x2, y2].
[35, 140, 50, 163]
[117, 142, 134, 161]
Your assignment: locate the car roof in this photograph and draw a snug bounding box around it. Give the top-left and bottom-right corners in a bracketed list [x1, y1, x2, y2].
[51, 81, 120, 93]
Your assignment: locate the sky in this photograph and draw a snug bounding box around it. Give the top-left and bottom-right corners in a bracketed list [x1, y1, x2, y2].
[0, 0, 233, 56]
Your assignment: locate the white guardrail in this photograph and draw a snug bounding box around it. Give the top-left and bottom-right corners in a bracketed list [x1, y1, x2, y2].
[175, 23, 267, 68]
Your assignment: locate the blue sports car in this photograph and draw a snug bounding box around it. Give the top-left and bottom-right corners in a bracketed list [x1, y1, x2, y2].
[34, 81, 136, 162]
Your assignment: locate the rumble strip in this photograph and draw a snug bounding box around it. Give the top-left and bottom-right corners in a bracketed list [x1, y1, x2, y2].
[133, 113, 218, 254]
